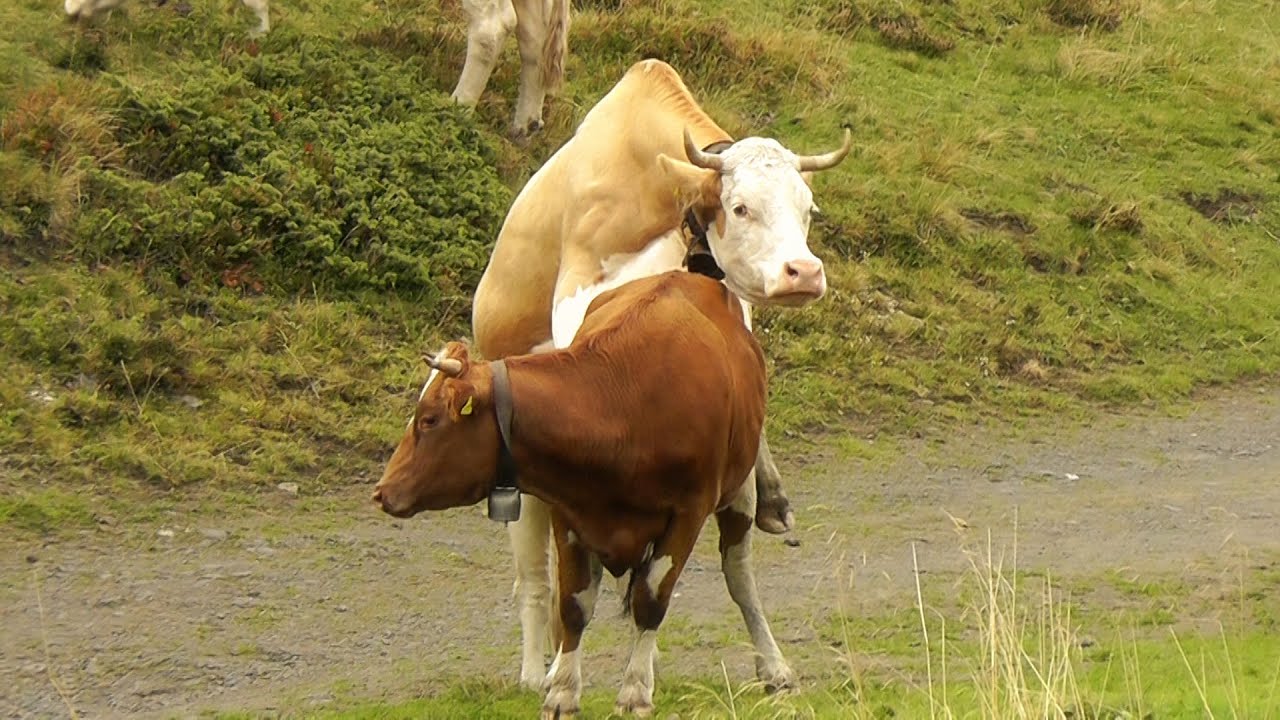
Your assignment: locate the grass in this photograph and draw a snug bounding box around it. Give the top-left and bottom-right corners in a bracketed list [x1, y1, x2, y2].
[1, 0, 1279, 712]
[2, 0, 1279, 531]
[214, 528, 1280, 719]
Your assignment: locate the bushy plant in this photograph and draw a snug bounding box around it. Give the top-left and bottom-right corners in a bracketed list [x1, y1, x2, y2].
[68, 41, 512, 296]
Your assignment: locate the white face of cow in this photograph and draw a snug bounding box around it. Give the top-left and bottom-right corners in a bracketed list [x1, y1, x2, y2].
[709, 138, 825, 307]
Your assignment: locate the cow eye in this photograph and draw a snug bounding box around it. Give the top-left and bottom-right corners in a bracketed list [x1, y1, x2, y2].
[733, 204, 749, 218]
[418, 415, 439, 431]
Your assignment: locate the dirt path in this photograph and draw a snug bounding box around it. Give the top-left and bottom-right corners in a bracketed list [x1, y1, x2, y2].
[3, 383, 1279, 719]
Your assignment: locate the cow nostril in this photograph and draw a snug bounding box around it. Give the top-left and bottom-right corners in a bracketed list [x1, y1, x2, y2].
[371, 488, 383, 504]
[785, 263, 801, 279]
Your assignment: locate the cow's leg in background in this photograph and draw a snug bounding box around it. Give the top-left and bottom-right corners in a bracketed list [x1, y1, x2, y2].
[541, 516, 602, 718]
[616, 515, 702, 714]
[509, 493, 555, 689]
[738, 302, 795, 536]
[452, 0, 517, 109]
[510, 0, 568, 138]
[240, 0, 269, 35]
[716, 472, 796, 690]
[753, 433, 795, 534]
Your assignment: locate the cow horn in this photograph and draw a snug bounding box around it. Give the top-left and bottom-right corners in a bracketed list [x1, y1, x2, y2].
[423, 354, 464, 377]
[795, 127, 853, 172]
[683, 128, 725, 172]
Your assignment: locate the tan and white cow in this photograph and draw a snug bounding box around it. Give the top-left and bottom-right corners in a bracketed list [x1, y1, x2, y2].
[452, 0, 570, 138]
[471, 59, 851, 689]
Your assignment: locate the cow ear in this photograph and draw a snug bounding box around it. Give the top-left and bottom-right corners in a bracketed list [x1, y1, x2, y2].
[447, 381, 477, 421]
[657, 154, 721, 209]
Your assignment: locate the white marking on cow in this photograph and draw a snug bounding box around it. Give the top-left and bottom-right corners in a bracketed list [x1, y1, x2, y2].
[551, 231, 686, 348]
[645, 555, 674, 597]
[542, 647, 582, 715]
[566, 530, 577, 545]
[617, 628, 659, 710]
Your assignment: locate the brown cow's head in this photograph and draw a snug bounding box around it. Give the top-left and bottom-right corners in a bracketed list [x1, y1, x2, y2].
[372, 341, 501, 518]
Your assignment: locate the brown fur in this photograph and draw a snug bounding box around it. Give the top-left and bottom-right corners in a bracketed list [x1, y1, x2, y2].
[374, 270, 766, 649]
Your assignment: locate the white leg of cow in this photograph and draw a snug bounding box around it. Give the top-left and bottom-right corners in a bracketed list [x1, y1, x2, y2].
[616, 628, 660, 715]
[509, 493, 555, 689]
[240, 0, 269, 35]
[716, 473, 796, 690]
[510, 0, 551, 137]
[541, 645, 581, 719]
[452, 0, 517, 108]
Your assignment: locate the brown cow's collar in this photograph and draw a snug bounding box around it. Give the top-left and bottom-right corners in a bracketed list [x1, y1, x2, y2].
[682, 140, 733, 281]
[486, 359, 521, 522]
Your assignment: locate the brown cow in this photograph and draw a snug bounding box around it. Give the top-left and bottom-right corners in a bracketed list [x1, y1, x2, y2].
[373, 271, 792, 717]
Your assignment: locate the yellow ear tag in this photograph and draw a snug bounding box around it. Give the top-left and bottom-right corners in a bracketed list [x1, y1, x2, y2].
[460, 397, 473, 416]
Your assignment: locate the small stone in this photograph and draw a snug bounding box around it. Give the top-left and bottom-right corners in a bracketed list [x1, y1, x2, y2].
[157, 529, 175, 539]
[1065, 472, 1080, 481]
[336, 604, 349, 613]
[200, 529, 228, 541]
[179, 394, 205, 410]
[783, 535, 801, 548]
[277, 482, 299, 496]
[26, 554, 37, 564]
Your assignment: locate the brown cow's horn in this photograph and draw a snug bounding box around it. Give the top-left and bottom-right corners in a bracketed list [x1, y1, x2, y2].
[423, 354, 464, 377]
[795, 127, 853, 172]
[683, 128, 724, 172]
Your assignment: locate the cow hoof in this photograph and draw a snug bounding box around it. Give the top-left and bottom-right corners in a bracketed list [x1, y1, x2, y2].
[508, 118, 544, 144]
[615, 684, 654, 716]
[757, 661, 797, 693]
[755, 498, 794, 535]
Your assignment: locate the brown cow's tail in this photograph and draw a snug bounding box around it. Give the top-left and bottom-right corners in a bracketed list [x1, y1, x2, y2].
[547, 529, 563, 652]
[541, 0, 570, 96]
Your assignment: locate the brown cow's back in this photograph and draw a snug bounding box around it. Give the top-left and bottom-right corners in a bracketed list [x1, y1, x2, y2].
[506, 272, 765, 523]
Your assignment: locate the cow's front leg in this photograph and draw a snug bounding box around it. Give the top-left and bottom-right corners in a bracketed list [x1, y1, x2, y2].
[754, 432, 795, 534]
[509, 493, 554, 689]
[542, 515, 601, 719]
[453, 0, 517, 108]
[717, 474, 795, 690]
[617, 515, 701, 715]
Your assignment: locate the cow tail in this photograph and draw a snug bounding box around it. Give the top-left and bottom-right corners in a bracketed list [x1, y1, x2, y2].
[547, 527, 563, 652]
[541, 0, 569, 95]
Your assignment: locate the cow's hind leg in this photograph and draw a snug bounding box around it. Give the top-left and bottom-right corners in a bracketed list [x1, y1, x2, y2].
[617, 514, 702, 715]
[510, 493, 555, 689]
[717, 474, 795, 690]
[509, 0, 567, 138]
[453, 0, 517, 108]
[542, 515, 602, 719]
[754, 431, 795, 534]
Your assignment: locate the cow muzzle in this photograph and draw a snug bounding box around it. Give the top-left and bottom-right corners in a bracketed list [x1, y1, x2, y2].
[371, 485, 416, 518]
[767, 258, 827, 305]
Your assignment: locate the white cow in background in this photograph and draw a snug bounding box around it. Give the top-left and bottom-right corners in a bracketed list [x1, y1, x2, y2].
[64, 0, 271, 35]
[62, 0, 569, 138]
[452, 0, 570, 139]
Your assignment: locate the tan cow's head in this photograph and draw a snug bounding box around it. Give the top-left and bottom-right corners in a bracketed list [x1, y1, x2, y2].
[372, 342, 501, 518]
[658, 129, 851, 308]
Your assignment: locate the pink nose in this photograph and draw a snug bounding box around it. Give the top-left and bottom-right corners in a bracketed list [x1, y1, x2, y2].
[774, 259, 826, 299]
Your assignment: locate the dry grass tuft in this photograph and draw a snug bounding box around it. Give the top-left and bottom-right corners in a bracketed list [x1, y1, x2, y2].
[1046, 0, 1132, 31]
[1070, 200, 1144, 235]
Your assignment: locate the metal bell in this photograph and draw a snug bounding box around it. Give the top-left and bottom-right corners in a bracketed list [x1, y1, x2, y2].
[487, 487, 522, 522]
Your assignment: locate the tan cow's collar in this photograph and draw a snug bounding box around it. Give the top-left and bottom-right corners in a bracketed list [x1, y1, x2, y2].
[682, 140, 734, 281]
[486, 359, 521, 522]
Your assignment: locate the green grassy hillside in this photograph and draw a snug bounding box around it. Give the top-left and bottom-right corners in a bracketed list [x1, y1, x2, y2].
[2, 0, 1278, 529]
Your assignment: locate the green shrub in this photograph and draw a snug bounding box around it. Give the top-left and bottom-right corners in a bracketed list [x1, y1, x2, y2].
[67, 41, 511, 295]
